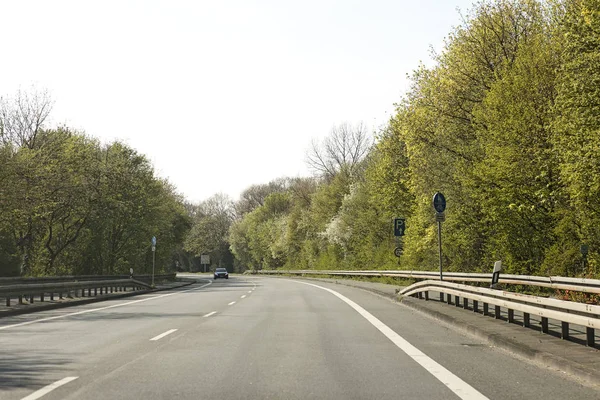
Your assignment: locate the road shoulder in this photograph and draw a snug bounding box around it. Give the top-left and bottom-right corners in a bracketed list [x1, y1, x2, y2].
[266, 275, 600, 389]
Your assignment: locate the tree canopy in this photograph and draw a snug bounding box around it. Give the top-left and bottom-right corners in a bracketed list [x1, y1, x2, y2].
[221, 0, 600, 279]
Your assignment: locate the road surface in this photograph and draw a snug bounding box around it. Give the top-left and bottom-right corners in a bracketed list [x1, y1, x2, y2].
[0, 275, 597, 399]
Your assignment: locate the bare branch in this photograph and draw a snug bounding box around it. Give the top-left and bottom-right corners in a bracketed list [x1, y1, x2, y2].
[306, 122, 373, 178]
[0, 86, 54, 149]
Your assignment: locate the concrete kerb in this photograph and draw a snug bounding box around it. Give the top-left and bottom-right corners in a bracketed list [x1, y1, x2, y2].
[0, 279, 196, 319]
[269, 275, 600, 388]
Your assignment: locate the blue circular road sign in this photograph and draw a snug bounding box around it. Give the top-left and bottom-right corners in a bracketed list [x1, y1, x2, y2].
[433, 192, 446, 213]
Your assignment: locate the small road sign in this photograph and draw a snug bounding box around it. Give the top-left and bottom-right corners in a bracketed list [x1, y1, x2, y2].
[435, 212, 446, 222]
[200, 254, 210, 265]
[433, 192, 446, 213]
[151, 236, 157, 246]
[581, 244, 589, 256]
[394, 247, 403, 257]
[394, 218, 406, 237]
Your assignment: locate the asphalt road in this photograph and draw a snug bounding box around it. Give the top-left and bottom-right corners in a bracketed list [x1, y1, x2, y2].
[0, 275, 597, 399]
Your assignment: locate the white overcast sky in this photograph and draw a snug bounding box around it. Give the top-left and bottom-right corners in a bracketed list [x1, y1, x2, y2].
[1, 0, 475, 203]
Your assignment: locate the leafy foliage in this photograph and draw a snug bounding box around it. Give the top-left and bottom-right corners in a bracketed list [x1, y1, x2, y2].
[0, 123, 189, 276]
[225, 0, 600, 279]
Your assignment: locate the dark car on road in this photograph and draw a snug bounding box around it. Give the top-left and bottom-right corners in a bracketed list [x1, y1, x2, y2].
[214, 268, 229, 279]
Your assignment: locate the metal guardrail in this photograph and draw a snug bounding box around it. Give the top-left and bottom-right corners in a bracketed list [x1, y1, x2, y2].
[0, 273, 176, 285]
[0, 278, 153, 307]
[400, 280, 599, 347]
[253, 270, 600, 294]
[252, 269, 600, 347]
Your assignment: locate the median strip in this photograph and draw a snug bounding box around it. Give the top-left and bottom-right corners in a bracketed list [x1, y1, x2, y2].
[0, 281, 212, 331]
[150, 329, 178, 341]
[21, 376, 78, 400]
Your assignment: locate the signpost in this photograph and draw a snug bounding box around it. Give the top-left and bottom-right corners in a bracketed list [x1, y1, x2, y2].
[433, 192, 446, 284]
[393, 218, 406, 237]
[581, 244, 589, 274]
[151, 236, 157, 287]
[393, 218, 406, 258]
[491, 261, 502, 289]
[200, 254, 210, 273]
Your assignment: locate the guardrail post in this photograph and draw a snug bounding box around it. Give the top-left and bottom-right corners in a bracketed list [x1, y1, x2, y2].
[483, 303, 489, 316]
[586, 328, 595, 347]
[94, 288, 97, 296]
[454, 295, 460, 307]
[541, 317, 549, 333]
[18, 295, 23, 304]
[494, 305, 501, 319]
[6, 296, 10, 307]
[561, 322, 569, 340]
[508, 309, 514, 323]
[523, 313, 530, 328]
[439, 293, 444, 302]
[473, 300, 478, 312]
[81, 289, 85, 297]
[424, 291, 429, 301]
[40, 292, 44, 302]
[59, 292, 63, 299]
[463, 297, 468, 309]
[29, 294, 34, 304]
[446, 294, 452, 304]
[50, 292, 54, 301]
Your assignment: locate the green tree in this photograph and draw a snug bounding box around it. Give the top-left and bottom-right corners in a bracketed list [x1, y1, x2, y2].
[552, 0, 600, 276]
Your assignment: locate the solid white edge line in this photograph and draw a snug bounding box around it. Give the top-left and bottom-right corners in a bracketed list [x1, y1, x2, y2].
[203, 311, 217, 317]
[150, 328, 178, 341]
[241, 295, 246, 299]
[228, 301, 236, 305]
[289, 280, 489, 400]
[21, 376, 79, 400]
[0, 281, 212, 331]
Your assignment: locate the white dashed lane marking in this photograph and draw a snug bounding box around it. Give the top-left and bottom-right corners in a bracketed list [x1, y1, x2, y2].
[150, 329, 178, 341]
